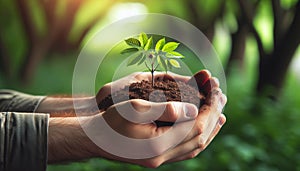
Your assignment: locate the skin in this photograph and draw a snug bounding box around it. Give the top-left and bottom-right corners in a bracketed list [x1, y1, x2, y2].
[37, 70, 227, 168]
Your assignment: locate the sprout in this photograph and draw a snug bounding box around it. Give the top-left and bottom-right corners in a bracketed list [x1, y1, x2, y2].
[121, 32, 185, 87]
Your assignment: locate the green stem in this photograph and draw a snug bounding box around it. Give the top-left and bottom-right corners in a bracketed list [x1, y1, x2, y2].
[151, 62, 154, 87]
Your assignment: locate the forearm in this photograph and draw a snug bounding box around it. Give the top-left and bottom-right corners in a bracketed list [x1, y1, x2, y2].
[36, 96, 99, 117]
[47, 116, 101, 163]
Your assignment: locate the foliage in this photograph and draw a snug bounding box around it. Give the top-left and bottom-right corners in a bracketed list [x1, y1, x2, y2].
[121, 33, 185, 86]
[122, 32, 184, 69]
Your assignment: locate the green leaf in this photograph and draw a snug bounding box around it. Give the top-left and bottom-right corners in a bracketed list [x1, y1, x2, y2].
[125, 38, 141, 47]
[137, 54, 146, 65]
[162, 59, 169, 72]
[155, 38, 165, 52]
[166, 59, 173, 70]
[120, 48, 139, 54]
[139, 32, 148, 47]
[144, 36, 153, 50]
[166, 51, 185, 58]
[169, 59, 181, 68]
[157, 55, 168, 72]
[162, 42, 180, 52]
[157, 55, 161, 63]
[127, 52, 143, 66]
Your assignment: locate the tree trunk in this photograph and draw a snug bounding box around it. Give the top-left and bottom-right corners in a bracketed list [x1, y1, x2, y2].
[19, 43, 48, 84]
[0, 40, 11, 79]
[256, 2, 300, 98]
[226, 24, 248, 74]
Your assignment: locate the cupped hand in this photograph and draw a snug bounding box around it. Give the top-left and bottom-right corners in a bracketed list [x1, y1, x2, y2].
[93, 70, 227, 167]
[96, 70, 219, 105]
[90, 83, 227, 167]
[86, 99, 199, 167]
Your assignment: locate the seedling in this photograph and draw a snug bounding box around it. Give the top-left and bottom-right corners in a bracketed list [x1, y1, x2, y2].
[121, 32, 185, 87]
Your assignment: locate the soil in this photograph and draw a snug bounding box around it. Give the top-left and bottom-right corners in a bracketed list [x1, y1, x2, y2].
[98, 79, 205, 126]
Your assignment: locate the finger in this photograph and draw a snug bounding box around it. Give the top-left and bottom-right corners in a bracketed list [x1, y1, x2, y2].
[166, 114, 226, 163]
[162, 133, 206, 162]
[187, 70, 211, 89]
[169, 104, 210, 145]
[97, 72, 141, 103]
[205, 88, 227, 109]
[166, 148, 202, 163]
[203, 114, 226, 149]
[178, 89, 226, 145]
[195, 89, 225, 142]
[156, 102, 198, 122]
[202, 77, 220, 95]
[96, 84, 111, 104]
[108, 99, 198, 124]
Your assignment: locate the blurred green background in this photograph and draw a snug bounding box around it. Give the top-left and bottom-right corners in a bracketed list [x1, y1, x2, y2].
[1, 0, 300, 170]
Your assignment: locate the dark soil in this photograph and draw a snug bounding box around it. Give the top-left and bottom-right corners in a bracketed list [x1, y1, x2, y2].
[98, 80, 205, 126]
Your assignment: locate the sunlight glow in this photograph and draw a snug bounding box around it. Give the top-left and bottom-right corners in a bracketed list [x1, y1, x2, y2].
[291, 47, 300, 83]
[107, 3, 148, 22]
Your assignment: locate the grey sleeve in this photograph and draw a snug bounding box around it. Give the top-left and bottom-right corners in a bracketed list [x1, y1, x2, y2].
[0, 112, 49, 171]
[0, 89, 46, 112]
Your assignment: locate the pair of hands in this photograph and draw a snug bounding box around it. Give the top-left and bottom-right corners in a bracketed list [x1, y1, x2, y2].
[87, 70, 227, 168]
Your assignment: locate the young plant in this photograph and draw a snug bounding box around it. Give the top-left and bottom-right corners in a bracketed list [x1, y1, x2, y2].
[121, 32, 185, 87]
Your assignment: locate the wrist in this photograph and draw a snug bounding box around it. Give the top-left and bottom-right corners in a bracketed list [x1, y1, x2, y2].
[36, 96, 98, 117]
[47, 116, 101, 163]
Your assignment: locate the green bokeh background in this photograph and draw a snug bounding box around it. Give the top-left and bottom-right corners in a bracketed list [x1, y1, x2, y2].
[0, 0, 300, 170]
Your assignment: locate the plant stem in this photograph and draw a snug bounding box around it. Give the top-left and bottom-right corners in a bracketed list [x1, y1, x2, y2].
[151, 62, 154, 87]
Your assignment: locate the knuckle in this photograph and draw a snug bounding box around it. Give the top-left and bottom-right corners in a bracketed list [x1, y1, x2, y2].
[197, 136, 206, 149]
[211, 77, 220, 87]
[198, 141, 205, 150]
[165, 103, 177, 120]
[143, 159, 162, 168]
[195, 123, 204, 135]
[129, 99, 150, 112]
[188, 151, 200, 159]
[129, 99, 142, 108]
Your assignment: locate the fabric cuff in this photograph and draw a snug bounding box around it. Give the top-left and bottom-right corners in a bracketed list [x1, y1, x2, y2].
[0, 89, 46, 112]
[0, 112, 49, 171]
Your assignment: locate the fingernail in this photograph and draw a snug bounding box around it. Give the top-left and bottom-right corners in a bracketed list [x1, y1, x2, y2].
[218, 116, 225, 126]
[184, 103, 198, 118]
[220, 94, 227, 108]
[211, 77, 220, 88]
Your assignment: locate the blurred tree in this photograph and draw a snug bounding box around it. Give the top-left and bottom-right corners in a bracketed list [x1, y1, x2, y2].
[1, 0, 299, 98]
[221, 0, 299, 98]
[0, 0, 116, 83]
[215, 0, 300, 98]
[184, 0, 225, 42]
[145, 0, 300, 98]
[0, 36, 11, 79]
[253, 0, 300, 97]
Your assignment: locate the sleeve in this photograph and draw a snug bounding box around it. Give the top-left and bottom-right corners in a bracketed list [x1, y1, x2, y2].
[0, 112, 49, 171]
[0, 89, 46, 112]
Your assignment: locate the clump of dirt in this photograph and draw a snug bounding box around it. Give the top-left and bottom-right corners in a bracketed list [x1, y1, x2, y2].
[98, 79, 205, 126]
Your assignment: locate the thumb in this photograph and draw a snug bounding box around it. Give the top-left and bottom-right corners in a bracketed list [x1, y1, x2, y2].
[156, 102, 198, 123]
[187, 70, 211, 89]
[110, 99, 198, 124]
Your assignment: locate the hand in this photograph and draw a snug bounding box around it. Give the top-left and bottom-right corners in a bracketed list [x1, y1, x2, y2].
[96, 70, 219, 105]
[91, 70, 227, 167]
[48, 70, 227, 167]
[48, 99, 199, 165]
